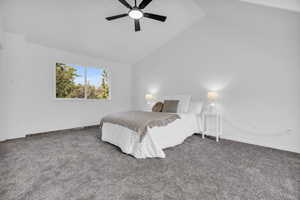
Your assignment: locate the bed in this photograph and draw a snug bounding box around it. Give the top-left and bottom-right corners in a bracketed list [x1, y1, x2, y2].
[100, 96, 203, 159]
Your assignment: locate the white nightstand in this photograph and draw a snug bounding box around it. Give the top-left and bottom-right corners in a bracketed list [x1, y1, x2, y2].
[202, 110, 222, 142]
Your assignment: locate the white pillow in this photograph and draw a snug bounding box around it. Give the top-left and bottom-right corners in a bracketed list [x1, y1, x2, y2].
[188, 101, 203, 114]
[162, 95, 191, 113]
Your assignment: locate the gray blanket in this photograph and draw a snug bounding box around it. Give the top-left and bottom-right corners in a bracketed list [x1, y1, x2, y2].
[98, 111, 180, 142]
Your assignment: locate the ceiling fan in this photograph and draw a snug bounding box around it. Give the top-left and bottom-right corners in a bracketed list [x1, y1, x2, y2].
[106, 0, 167, 32]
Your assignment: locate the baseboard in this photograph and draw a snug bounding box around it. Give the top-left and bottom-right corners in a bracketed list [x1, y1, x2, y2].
[0, 125, 100, 143]
[194, 132, 299, 154]
[26, 125, 99, 137]
[2, 128, 299, 154]
[220, 133, 300, 155]
[194, 132, 219, 141]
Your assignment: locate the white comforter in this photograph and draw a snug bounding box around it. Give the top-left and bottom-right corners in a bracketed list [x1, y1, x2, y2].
[101, 113, 201, 159]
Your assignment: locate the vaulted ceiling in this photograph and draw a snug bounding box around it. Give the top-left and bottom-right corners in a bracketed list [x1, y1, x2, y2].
[0, 0, 299, 64]
[240, 0, 300, 12]
[0, 0, 205, 64]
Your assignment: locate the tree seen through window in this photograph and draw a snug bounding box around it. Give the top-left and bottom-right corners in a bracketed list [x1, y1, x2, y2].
[55, 63, 110, 100]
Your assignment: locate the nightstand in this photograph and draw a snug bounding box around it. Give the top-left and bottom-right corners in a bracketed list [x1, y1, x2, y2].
[202, 110, 222, 142]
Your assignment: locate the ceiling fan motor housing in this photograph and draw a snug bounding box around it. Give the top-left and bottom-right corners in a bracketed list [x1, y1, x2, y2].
[106, 0, 167, 32]
[128, 8, 144, 19]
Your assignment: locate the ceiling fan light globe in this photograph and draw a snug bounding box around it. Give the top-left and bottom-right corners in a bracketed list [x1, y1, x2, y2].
[129, 9, 143, 19]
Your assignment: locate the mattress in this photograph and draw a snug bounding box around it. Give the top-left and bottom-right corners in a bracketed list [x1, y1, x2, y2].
[101, 113, 201, 159]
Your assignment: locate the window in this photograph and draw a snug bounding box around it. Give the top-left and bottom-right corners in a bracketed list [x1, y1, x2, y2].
[55, 63, 110, 100]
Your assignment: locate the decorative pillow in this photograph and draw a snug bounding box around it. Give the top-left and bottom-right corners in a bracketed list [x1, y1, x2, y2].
[162, 100, 179, 113]
[152, 102, 164, 112]
[162, 95, 191, 113]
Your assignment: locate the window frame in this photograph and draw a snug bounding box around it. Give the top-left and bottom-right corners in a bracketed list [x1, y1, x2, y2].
[53, 63, 112, 101]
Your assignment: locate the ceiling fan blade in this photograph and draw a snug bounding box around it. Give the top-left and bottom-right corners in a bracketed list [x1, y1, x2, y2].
[118, 0, 132, 9]
[143, 13, 167, 22]
[134, 19, 141, 32]
[138, 0, 152, 9]
[106, 13, 128, 21]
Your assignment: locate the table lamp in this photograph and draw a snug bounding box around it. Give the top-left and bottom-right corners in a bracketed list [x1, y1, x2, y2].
[207, 91, 219, 113]
[145, 94, 155, 105]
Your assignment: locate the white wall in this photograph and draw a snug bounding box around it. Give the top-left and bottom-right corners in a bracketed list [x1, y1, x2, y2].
[0, 16, 3, 49]
[132, 5, 300, 153]
[0, 32, 132, 141]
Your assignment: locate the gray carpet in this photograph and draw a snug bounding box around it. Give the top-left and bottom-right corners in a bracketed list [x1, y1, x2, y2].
[0, 127, 299, 200]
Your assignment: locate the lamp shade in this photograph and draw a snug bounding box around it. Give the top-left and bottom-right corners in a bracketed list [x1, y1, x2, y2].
[145, 94, 154, 101]
[207, 91, 218, 101]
